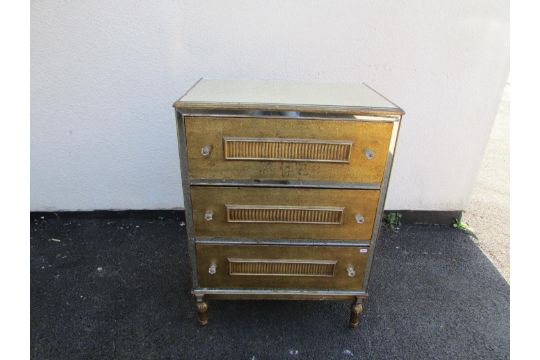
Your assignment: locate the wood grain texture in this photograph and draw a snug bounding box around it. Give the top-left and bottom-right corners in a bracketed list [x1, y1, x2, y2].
[191, 186, 380, 241]
[196, 244, 369, 290]
[184, 116, 393, 183]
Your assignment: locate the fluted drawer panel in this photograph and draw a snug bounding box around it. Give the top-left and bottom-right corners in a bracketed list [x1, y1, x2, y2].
[225, 205, 344, 224]
[228, 258, 336, 277]
[223, 137, 352, 163]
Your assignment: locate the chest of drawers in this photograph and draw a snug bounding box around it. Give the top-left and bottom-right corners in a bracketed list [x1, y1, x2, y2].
[173, 79, 403, 328]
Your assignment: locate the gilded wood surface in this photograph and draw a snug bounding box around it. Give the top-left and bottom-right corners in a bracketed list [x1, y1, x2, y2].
[196, 244, 369, 290]
[184, 116, 393, 183]
[195, 300, 208, 326]
[349, 303, 363, 328]
[191, 186, 380, 241]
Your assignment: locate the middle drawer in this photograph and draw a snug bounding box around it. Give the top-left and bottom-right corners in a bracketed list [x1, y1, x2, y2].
[191, 186, 380, 241]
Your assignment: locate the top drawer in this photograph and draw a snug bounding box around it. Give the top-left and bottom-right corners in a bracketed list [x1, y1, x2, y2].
[183, 116, 393, 184]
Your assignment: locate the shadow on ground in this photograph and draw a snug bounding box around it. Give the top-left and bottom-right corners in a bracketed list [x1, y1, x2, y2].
[30, 213, 509, 359]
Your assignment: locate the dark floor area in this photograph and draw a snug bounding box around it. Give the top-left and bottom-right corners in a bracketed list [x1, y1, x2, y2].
[30, 213, 509, 359]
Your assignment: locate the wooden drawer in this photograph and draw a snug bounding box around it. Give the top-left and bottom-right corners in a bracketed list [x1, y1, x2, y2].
[191, 186, 379, 241]
[184, 116, 393, 183]
[196, 244, 369, 290]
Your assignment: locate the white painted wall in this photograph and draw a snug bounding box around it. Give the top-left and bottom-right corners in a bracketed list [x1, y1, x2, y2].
[31, 0, 509, 211]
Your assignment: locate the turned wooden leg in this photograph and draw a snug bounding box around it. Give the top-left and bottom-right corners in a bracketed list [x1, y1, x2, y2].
[349, 298, 363, 328]
[196, 296, 208, 326]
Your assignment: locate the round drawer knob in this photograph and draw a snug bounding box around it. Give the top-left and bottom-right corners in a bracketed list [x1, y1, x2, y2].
[347, 265, 356, 278]
[204, 210, 213, 221]
[363, 148, 375, 160]
[208, 263, 217, 275]
[355, 213, 365, 224]
[201, 144, 212, 157]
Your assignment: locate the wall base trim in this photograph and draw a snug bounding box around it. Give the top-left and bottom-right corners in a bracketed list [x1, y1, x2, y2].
[30, 210, 185, 221]
[388, 210, 462, 226]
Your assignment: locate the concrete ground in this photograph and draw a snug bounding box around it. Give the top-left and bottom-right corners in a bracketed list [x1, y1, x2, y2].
[462, 83, 510, 282]
[31, 214, 509, 359]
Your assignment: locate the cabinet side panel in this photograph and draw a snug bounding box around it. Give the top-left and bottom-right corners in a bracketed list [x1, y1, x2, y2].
[176, 111, 198, 287]
[363, 118, 402, 290]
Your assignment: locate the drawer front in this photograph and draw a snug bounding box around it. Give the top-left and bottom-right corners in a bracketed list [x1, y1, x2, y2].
[197, 244, 369, 290]
[191, 186, 379, 241]
[184, 116, 393, 183]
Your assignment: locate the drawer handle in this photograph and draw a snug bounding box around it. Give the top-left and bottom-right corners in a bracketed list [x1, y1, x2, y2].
[228, 258, 337, 277]
[204, 209, 214, 221]
[201, 144, 212, 157]
[223, 137, 353, 163]
[363, 148, 375, 160]
[347, 265, 356, 278]
[355, 213, 365, 224]
[225, 204, 344, 224]
[208, 262, 217, 275]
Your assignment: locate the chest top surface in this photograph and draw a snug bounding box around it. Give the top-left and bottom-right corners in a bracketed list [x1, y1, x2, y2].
[174, 79, 403, 116]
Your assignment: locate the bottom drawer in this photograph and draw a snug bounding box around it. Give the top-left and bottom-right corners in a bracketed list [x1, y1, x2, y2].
[196, 244, 369, 290]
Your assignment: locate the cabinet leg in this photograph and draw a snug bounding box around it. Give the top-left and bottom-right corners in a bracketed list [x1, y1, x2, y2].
[196, 296, 208, 326]
[349, 298, 363, 328]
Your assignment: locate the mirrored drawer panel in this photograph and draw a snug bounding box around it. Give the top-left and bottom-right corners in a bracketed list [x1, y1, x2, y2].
[184, 116, 393, 184]
[196, 243, 369, 290]
[191, 186, 379, 241]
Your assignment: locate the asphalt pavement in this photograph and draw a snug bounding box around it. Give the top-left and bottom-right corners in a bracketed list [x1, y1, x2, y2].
[31, 213, 509, 359]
